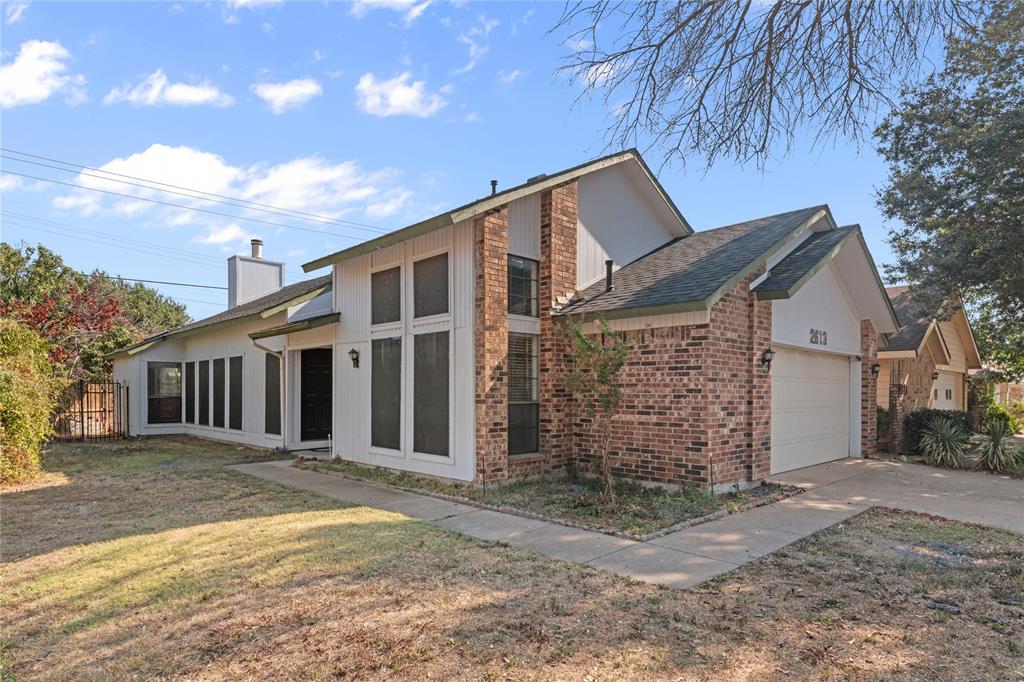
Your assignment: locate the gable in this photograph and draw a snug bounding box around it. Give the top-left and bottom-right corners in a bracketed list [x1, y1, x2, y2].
[772, 263, 861, 355]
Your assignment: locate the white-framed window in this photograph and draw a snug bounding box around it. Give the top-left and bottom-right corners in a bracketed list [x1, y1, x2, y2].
[508, 333, 539, 454]
[147, 362, 181, 424]
[508, 255, 539, 317]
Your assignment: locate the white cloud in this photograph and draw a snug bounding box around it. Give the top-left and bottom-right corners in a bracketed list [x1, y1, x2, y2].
[585, 62, 616, 87]
[5, 1, 29, 24]
[251, 78, 322, 114]
[350, 0, 431, 26]
[355, 72, 447, 118]
[195, 224, 252, 245]
[0, 175, 24, 192]
[365, 189, 411, 218]
[104, 69, 234, 107]
[452, 15, 499, 74]
[0, 40, 86, 108]
[497, 68, 525, 85]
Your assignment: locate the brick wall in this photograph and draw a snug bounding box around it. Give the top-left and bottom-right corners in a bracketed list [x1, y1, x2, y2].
[860, 319, 878, 456]
[887, 353, 937, 453]
[473, 208, 509, 483]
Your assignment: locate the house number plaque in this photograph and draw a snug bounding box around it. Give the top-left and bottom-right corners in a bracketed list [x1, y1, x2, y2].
[809, 328, 828, 346]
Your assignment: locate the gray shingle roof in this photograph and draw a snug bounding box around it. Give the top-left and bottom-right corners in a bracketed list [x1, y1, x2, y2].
[884, 285, 933, 351]
[108, 275, 332, 356]
[559, 205, 827, 318]
[752, 226, 858, 299]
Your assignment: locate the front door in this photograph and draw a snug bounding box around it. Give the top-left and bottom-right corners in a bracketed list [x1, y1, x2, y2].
[300, 348, 332, 441]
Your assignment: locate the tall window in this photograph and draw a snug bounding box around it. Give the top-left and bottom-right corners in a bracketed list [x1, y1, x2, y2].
[371, 337, 401, 450]
[508, 333, 539, 454]
[229, 356, 243, 430]
[414, 331, 449, 456]
[184, 361, 196, 424]
[213, 358, 225, 428]
[198, 360, 210, 426]
[413, 253, 449, 318]
[508, 256, 539, 317]
[265, 353, 281, 435]
[371, 266, 401, 325]
[147, 362, 181, 424]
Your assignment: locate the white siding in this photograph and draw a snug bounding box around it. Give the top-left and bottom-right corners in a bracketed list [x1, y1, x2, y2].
[772, 263, 860, 356]
[576, 164, 678, 289]
[336, 254, 371, 342]
[936, 318, 968, 374]
[509, 194, 541, 260]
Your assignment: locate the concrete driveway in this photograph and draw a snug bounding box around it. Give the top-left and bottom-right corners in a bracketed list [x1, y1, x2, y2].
[772, 458, 1024, 534]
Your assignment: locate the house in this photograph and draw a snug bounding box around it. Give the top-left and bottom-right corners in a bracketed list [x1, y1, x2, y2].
[110, 149, 900, 490]
[875, 286, 982, 449]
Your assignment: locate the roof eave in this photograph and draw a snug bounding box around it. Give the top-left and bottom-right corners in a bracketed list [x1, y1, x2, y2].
[248, 312, 340, 340]
[754, 227, 860, 302]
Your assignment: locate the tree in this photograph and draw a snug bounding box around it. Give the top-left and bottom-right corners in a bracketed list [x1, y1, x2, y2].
[554, 1, 984, 168]
[562, 317, 629, 502]
[875, 2, 1024, 379]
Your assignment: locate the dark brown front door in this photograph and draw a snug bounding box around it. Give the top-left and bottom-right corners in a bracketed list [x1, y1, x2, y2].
[300, 348, 332, 441]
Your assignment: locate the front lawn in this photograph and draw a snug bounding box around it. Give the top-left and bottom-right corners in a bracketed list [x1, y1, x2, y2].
[302, 458, 792, 537]
[2, 437, 1021, 680]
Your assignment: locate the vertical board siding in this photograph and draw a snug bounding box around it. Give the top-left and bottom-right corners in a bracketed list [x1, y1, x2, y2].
[772, 264, 860, 356]
[336, 254, 370, 342]
[411, 225, 451, 257]
[937, 319, 967, 373]
[508, 194, 541, 260]
[452, 220, 474, 330]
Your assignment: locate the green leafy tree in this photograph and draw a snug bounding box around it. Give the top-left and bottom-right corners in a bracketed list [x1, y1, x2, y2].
[562, 317, 629, 503]
[876, 2, 1024, 377]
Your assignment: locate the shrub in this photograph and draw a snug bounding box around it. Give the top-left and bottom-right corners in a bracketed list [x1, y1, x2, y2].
[974, 419, 1022, 474]
[876, 405, 890, 435]
[982, 402, 1023, 434]
[918, 416, 972, 469]
[903, 408, 971, 454]
[1006, 400, 1024, 434]
[0, 319, 61, 484]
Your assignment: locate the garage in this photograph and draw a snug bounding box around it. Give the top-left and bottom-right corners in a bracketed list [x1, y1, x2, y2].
[770, 347, 852, 474]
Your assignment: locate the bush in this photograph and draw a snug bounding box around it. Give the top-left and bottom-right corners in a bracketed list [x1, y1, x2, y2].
[0, 319, 61, 484]
[1006, 400, 1024, 434]
[876, 405, 890, 435]
[983, 403, 1023, 434]
[974, 419, 1022, 475]
[919, 416, 972, 469]
[903, 408, 971, 455]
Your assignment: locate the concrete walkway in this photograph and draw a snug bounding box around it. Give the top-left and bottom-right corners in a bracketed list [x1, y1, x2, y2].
[231, 458, 1023, 590]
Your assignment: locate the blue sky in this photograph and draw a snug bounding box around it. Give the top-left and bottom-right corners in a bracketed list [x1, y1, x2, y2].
[1, 0, 900, 319]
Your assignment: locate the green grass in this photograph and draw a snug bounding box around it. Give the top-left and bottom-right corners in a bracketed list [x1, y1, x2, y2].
[303, 459, 789, 536]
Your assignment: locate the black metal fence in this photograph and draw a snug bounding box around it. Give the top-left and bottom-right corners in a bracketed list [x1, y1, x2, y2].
[52, 381, 127, 441]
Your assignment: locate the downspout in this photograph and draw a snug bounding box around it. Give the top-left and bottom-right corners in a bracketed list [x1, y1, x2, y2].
[251, 337, 287, 452]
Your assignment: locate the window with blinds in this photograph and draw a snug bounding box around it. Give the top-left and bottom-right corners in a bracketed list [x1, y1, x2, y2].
[508, 256, 539, 317]
[147, 362, 181, 424]
[371, 337, 402, 450]
[198, 360, 210, 426]
[508, 333, 539, 454]
[229, 356, 243, 430]
[184, 361, 195, 424]
[414, 331, 449, 456]
[371, 266, 401, 325]
[413, 252, 449, 318]
[213, 358, 225, 428]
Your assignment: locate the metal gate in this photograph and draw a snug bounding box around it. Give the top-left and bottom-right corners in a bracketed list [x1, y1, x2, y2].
[52, 381, 128, 441]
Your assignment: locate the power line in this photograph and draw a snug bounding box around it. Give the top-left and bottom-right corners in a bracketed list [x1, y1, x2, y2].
[1, 148, 391, 235]
[83, 274, 228, 290]
[1, 169, 373, 242]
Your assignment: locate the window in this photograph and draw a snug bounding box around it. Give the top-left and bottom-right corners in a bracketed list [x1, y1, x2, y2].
[265, 353, 281, 435]
[946, 388, 953, 400]
[146, 362, 181, 424]
[184, 361, 195, 424]
[198, 360, 210, 426]
[413, 253, 449, 318]
[508, 333, 539, 454]
[414, 331, 449, 456]
[934, 388, 939, 400]
[229, 356, 243, 430]
[371, 266, 401, 325]
[508, 256, 539, 317]
[371, 337, 401, 450]
[213, 358, 225, 428]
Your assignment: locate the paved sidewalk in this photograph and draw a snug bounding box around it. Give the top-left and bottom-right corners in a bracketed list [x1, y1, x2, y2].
[230, 458, 1022, 590]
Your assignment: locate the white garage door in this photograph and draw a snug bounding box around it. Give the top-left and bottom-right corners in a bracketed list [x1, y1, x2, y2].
[771, 348, 851, 474]
[933, 371, 957, 409]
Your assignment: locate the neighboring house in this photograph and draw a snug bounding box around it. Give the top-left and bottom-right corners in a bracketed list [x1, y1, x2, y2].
[110, 150, 900, 491]
[876, 286, 982, 449]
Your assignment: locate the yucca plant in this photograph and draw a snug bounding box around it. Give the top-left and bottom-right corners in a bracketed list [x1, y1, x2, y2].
[974, 419, 1021, 474]
[919, 416, 972, 469]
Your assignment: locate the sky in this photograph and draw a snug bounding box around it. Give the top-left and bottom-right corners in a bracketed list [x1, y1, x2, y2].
[1, 0, 902, 320]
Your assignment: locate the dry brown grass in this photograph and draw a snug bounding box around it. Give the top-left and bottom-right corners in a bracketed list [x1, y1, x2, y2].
[2, 437, 1022, 680]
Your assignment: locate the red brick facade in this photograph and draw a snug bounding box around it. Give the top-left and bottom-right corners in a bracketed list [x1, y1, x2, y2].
[860, 319, 878, 456]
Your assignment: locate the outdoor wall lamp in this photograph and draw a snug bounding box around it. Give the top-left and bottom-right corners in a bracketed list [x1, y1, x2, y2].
[932, 370, 940, 381]
[348, 348, 360, 368]
[761, 347, 775, 370]
[871, 363, 881, 378]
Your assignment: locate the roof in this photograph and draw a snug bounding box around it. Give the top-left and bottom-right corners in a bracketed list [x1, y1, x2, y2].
[884, 285, 936, 351]
[753, 226, 860, 300]
[249, 312, 339, 340]
[106, 275, 332, 357]
[302, 148, 691, 272]
[559, 205, 829, 319]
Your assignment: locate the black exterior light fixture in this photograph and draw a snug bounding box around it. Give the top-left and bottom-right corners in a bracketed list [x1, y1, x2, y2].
[871, 363, 881, 378]
[931, 370, 940, 381]
[761, 347, 776, 370]
[348, 348, 360, 368]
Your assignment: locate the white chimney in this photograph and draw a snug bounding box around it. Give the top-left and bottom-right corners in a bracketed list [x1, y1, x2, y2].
[227, 240, 284, 308]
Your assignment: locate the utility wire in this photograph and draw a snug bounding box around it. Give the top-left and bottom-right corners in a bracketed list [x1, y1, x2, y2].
[1, 169, 372, 241]
[1, 148, 390, 234]
[81, 274, 228, 290]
